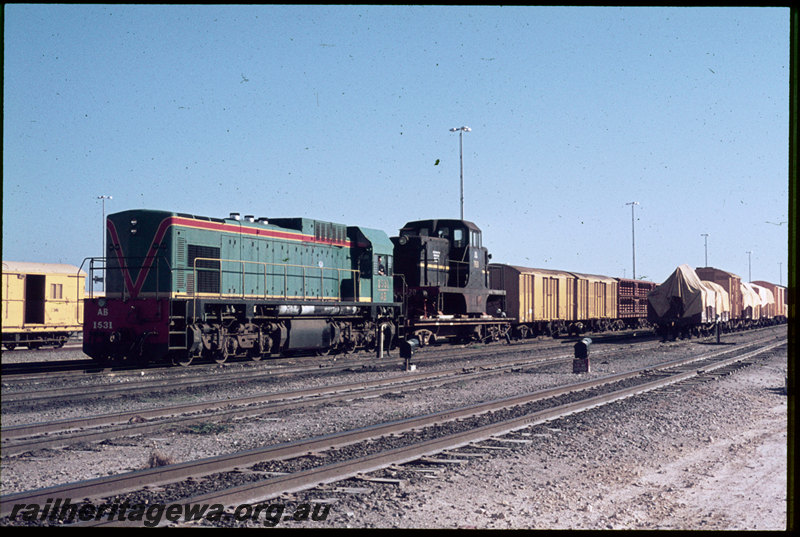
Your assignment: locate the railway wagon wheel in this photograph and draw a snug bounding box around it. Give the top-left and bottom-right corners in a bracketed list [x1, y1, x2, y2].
[483, 325, 501, 343]
[414, 329, 435, 347]
[3, 343, 17, 351]
[516, 325, 530, 340]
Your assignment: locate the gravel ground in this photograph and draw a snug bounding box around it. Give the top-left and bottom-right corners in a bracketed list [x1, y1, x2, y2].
[1, 327, 788, 529]
[286, 343, 788, 530]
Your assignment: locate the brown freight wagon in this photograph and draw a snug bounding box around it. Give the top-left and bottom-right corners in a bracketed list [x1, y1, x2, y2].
[696, 267, 743, 322]
[752, 280, 787, 321]
[617, 278, 656, 327]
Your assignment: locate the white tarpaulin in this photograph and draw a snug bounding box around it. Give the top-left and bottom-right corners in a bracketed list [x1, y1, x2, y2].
[701, 280, 730, 322]
[648, 264, 728, 323]
[750, 282, 776, 317]
[741, 281, 762, 319]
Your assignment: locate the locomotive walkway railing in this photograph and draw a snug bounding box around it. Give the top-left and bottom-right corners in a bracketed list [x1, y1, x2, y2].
[188, 257, 361, 303]
[81, 256, 362, 316]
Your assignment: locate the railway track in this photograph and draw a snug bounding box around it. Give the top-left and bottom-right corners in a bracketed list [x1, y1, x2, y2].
[0, 332, 783, 526]
[0, 331, 661, 407]
[1, 344, 628, 455]
[0, 329, 658, 380]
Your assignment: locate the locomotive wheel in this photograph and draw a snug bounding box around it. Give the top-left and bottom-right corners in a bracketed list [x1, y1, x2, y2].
[175, 354, 194, 367]
[215, 338, 236, 364]
[4, 343, 16, 351]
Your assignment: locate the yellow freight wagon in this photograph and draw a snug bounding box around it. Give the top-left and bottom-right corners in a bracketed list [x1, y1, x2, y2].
[2, 261, 85, 350]
[489, 264, 576, 337]
[490, 264, 622, 337]
[570, 271, 619, 328]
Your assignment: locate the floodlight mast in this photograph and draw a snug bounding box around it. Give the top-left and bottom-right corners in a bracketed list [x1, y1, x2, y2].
[450, 126, 471, 220]
[625, 201, 639, 279]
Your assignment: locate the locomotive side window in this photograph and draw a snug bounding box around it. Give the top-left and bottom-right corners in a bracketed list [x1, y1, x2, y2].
[471, 231, 481, 248]
[374, 254, 389, 276]
[453, 228, 464, 248]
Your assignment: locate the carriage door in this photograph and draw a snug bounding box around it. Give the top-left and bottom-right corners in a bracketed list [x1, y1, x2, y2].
[24, 275, 45, 324]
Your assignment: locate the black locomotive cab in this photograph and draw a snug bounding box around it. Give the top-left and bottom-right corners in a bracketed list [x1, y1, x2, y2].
[393, 219, 500, 316]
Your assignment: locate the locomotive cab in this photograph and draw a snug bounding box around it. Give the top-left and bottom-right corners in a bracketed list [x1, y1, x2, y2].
[392, 219, 502, 317]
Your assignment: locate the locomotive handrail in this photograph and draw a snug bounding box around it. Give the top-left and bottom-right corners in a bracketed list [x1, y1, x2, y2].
[187, 257, 361, 318]
[80, 255, 172, 303]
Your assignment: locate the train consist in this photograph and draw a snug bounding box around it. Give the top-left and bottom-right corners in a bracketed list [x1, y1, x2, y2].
[72, 209, 786, 365]
[1, 261, 85, 350]
[647, 264, 787, 339]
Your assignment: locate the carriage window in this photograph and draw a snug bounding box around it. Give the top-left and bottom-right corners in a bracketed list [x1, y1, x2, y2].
[51, 283, 63, 299]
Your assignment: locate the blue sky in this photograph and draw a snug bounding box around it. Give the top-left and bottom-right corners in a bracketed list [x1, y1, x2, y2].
[3, 5, 790, 286]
